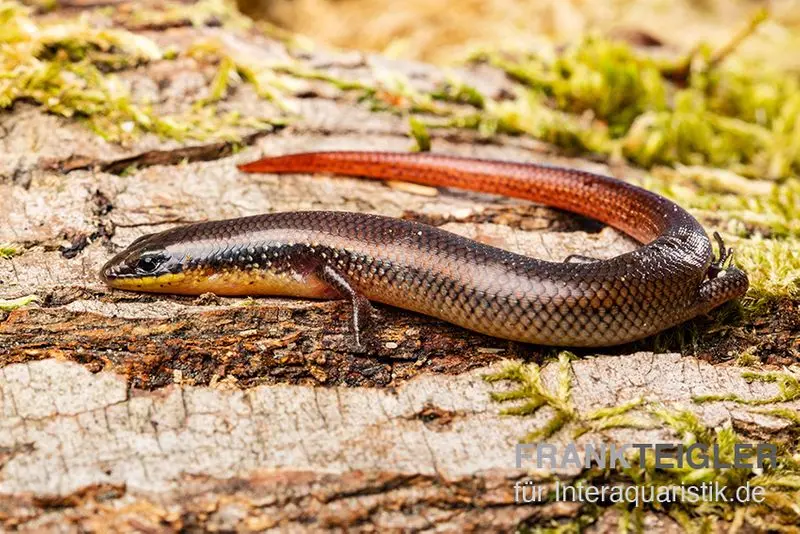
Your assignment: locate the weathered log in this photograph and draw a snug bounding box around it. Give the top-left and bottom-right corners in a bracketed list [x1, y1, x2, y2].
[1, 2, 797, 531]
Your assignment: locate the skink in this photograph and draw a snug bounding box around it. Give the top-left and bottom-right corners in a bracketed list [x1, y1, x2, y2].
[101, 151, 748, 347]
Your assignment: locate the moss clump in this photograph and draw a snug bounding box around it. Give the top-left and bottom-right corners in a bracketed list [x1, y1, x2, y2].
[486, 356, 654, 441]
[0, 243, 20, 259]
[578, 398, 652, 436]
[735, 236, 800, 304]
[464, 11, 799, 181]
[408, 116, 431, 152]
[276, 62, 462, 121]
[0, 294, 38, 311]
[735, 347, 761, 367]
[0, 1, 287, 142]
[479, 93, 613, 155]
[276, 9, 800, 183]
[645, 171, 800, 239]
[610, 410, 800, 531]
[124, 0, 251, 30]
[484, 353, 576, 442]
[694, 368, 800, 405]
[186, 39, 292, 110]
[0, 1, 166, 140]
[475, 37, 668, 137]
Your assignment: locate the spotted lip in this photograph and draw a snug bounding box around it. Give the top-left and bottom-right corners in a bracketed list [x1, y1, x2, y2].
[100, 246, 184, 285]
[100, 230, 171, 283]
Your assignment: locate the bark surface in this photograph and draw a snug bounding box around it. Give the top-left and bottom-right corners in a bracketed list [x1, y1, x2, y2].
[0, 2, 795, 532]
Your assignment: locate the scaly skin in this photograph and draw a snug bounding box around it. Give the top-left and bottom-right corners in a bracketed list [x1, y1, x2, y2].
[101, 151, 748, 347]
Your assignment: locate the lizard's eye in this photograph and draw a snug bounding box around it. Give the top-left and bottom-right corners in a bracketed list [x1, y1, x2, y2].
[135, 254, 165, 274]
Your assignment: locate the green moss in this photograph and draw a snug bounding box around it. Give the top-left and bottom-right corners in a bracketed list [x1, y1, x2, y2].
[0, 1, 287, 142]
[576, 398, 653, 436]
[429, 75, 486, 108]
[735, 347, 761, 368]
[273, 10, 800, 185]
[752, 407, 800, 426]
[266, 9, 796, 188]
[0, 3, 166, 141]
[593, 408, 800, 529]
[526, 509, 603, 534]
[462, 10, 797, 180]
[408, 116, 431, 152]
[488, 358, 656, 441]
[484, 353, 576, 442]
[650, 406, 711, 442]
[585, 398, 644, 420]
[0, 294, 38, 311]
[277, 62, 465, 120]
[736, 236, 800, 304]
[186, 39, 294, 112]
[488, 358, 800, 530]
[0, 243, 20, 259]
[274, 9, 796, 185]
[124, 0, 251, 30]
[694, 369, 800, 405]
[206, 55, 236, 104]
[473, 37, 668, 137]
[278, 63, 376, 93]
[484, 93, 613, 154]
[742, 370, 800, 403]
[646, 171, 800, 239]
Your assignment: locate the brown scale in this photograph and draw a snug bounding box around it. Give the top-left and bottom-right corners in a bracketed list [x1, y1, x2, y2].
[101, 151, 749, 348]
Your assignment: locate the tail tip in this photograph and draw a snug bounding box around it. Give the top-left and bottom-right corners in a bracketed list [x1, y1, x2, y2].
[237, 160, 264, 173]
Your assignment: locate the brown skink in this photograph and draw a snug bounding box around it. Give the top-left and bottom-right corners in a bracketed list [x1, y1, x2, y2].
[100, 151, 748, 347]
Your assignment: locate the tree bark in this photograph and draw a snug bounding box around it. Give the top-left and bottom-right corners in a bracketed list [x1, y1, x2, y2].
[1, 2, 796, 532]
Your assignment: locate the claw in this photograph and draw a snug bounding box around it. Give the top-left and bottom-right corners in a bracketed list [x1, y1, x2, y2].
[708, 231, 735, 278]
[712, 232, 726, 263]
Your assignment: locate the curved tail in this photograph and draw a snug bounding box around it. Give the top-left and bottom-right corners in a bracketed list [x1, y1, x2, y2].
[238, 151, 690, 244]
